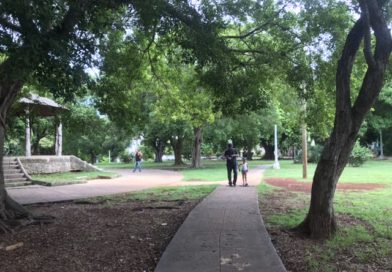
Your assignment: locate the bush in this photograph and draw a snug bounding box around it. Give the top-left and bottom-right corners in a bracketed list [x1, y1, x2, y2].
[120, 151, 132, 163]
[308, 144, 323, 163]
[294, 144, 323, 163]
[348, 141, 373, 167]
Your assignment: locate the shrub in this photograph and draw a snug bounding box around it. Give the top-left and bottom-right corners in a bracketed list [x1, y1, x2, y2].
[308, 144, 323, 163]
[348, 141, 373, 167]
[294, 144, 323, 163]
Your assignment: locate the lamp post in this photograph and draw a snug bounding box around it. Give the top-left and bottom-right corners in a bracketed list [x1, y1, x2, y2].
[273, 124, 280, 169]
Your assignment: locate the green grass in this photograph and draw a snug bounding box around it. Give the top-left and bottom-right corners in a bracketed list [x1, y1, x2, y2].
[181, 160, 272, 181]
[99, 159, 273, 182]
[265, 159, 392, 184]
[89, 185, 218, 204]
[31, 171, 118, 186]
[261, 159, 392, 271]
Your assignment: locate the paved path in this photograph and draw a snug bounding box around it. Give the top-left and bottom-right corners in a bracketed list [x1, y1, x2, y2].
[7, 169, 185, 204]
[155, 186, 285, 272]
[155, 166, 286, 272]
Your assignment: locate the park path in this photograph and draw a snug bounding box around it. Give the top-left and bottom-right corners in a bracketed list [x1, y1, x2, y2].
[7, 166, 266, 205]
[7, 169, 184, 204]
[155, 165, 286, 272]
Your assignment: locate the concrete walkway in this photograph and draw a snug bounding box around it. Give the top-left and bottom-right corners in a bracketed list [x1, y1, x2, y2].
[155, 166, 286, 272]
[155, 185, 286, 272]
[7, 169, 185, 204]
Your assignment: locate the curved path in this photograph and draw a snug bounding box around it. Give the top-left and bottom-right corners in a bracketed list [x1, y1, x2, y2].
[7, 169, 184, 205]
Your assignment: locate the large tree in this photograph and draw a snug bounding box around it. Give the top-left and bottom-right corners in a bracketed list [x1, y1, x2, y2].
[0, 0, 224, 231]
[295, 0, 392, 238]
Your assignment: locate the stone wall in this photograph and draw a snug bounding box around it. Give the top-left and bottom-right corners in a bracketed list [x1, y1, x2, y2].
[18, 155, 101, 174]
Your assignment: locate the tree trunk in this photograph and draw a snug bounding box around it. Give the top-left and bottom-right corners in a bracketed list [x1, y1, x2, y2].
[296, 0, 392, 239]
[0, 80, 33, 232]
[191, 127, 202, 168]
[154, 141, 164, 163]
[152, 138, 165, 163]
[171, 137, 184, 166]
[246, 145, 253, 160]
[260, 139, 274, 160]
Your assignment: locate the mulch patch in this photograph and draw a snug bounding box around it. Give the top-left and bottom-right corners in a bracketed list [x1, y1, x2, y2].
[265, 178, 385, 193]
[0, 199, 198, 272]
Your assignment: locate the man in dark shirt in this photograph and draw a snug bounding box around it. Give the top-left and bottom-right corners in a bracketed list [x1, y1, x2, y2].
[224, 143, 238, 187]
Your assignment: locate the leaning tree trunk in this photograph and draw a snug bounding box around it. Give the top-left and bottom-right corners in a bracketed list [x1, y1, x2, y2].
[171, 137, 184, 166]
[296, 0, 392, 239]
[0, 79, 33, 232]
[191, 127, 202, 168]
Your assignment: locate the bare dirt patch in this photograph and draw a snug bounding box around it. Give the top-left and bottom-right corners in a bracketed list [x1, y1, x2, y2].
[0, 199, 198, 272]
[265, 178, 385, 193]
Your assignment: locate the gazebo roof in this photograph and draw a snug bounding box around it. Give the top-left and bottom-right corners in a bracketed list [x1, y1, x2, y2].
[16, 93, 67, 117]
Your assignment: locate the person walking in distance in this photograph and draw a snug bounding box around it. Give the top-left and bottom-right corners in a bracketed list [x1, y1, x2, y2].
[223, 143, 238, 187]
[133, 150, 143, 172]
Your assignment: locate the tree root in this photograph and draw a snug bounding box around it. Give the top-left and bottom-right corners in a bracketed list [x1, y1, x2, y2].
[0, 192, 56, 234]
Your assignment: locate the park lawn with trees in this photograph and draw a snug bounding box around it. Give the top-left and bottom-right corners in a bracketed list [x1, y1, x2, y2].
[260, 160, 392, 271]
[1, 0, 392, 271]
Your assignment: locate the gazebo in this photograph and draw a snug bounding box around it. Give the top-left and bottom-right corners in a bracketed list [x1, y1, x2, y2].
[15, 93, 68, 156]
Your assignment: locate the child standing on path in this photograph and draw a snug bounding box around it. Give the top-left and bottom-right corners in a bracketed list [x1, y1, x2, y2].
[239, 158, 248, 186]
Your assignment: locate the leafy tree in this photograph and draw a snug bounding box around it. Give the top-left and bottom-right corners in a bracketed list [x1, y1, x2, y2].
[295, 0, 392, 238]
[0, 0, 225, 231]
[63, 102, 130, 163]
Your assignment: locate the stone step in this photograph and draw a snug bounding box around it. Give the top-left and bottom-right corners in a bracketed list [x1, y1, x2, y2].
[5, 181, 32, 188]
[5, 177, 29, 183]
[5, 173, 26, 179]
[3, 164, 19, 169]
[4, 169, 21, 174]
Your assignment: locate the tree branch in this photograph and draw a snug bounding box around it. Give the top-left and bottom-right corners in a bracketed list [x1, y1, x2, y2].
[221, 5, 287, 40]
[359, 0, 376, 68]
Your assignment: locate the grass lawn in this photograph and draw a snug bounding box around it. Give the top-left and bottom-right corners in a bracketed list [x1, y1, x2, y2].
[181, 160, 272, 181]
[265, 159, 392, 184]
[98, 159, 273, 181]
[260, 159, 392, 271]
[88, 184, 218, 204]
[32, 171, 118, 186]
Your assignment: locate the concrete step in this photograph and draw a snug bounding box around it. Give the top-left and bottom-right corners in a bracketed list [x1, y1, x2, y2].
[3, 165, 19, 170]
[5, 173, 26, 179]
[4, 169, 22, 174]
[5, 177, 29, 183]
[2, 163, 18, 166]
[5, 181, 32, 188]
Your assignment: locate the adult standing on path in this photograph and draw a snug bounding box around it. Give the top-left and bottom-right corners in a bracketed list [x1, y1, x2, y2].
[133, 150, 143, 172]
[223, 143, 239, 187]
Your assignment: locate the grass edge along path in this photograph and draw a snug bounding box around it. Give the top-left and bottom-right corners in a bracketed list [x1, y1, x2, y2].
[31, 171, 119, 186]
[258, 161, 392, 272]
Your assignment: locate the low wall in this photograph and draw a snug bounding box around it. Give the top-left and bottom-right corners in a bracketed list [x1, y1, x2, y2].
[18, 155, 101, 175]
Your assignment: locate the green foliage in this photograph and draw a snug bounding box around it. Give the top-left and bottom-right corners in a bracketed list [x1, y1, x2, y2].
[62, 100, 130, 163]
[308, 144, 324, 163]
[348, 141, 373, 167]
